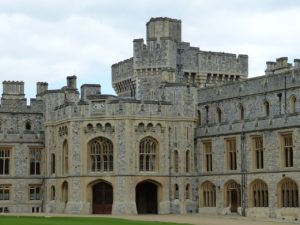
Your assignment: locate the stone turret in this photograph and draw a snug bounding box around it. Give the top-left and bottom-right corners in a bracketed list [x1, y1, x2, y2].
[36, 82, 48, 99]
[2, 81, 25, 100]
[67, 75, 77, 89]
[146, 17, 181, 42]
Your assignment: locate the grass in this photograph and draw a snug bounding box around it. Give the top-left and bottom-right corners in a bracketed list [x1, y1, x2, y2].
[0, 216, 189, 225]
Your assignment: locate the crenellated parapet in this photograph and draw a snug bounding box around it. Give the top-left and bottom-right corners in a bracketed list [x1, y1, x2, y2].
[265, 57, 300, 75]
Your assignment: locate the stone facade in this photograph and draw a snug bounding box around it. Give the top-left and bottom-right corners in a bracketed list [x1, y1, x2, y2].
[0, 17, 300, 219]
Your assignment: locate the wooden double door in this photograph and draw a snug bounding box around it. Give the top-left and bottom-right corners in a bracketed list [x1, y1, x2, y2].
[92, 182, 113, 214]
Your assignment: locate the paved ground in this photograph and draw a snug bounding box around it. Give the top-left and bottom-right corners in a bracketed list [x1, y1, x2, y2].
[2, 213, 300, 225]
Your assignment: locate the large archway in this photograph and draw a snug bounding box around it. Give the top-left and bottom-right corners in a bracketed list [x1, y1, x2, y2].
[92, 182, 113, 214]
[136, 181, 158, 214]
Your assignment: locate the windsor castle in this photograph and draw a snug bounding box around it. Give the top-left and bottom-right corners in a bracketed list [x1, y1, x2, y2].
[1, 17, 300, 219]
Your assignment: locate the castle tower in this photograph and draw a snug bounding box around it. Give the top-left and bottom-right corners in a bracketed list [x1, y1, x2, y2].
[2, 81, 25, 100]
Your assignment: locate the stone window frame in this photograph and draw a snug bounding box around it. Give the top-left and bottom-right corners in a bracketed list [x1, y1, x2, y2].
[225, 138, 237, 171]
[50, 153, 55, 175]
[200, 181, 216, 207]
[249, 179, 268, 207]
[185, 183, 192, 200]
[174, 184, 179, 200]
[139, 136, 159, 172]
[88, 137, 113, 173]
[263, 100, 270, 117]
[280, 133, 293, 168]
[50, 185, 55, 201]
[202, 141, 213, 172]
[61, 181, 68, 204]
[29, 185, 41, 201]
[216, 107, 222, 124]
[196, 110, 201, 126]
[185, 149, 191, 173]
[29, 147, 42, 176]
[251, 136, 264, 170]
[62, 140, 69, 175]
[0, 184, 11, 201]
[173, 150, 179, 173]
[289, 95, 297, 114]
[239, 104, 245, 120]
[277, 178, 299, 208]
[0, 147, 11, 175]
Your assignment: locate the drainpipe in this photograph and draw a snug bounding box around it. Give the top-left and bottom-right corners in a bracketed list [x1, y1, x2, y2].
[241, 133, 247, 217]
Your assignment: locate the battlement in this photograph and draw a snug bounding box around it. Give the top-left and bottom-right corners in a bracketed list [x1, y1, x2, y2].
[146, 17, 181, 43]
[2, 81, 25, 100]
[265, 57, 299, 75]
[36, 82, 48, 96]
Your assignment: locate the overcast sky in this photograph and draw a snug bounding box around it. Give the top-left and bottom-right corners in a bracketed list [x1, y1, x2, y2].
[0, 0, 300, 100]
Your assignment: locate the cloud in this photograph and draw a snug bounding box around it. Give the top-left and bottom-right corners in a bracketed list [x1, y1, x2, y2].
[0, 0, 300, 100]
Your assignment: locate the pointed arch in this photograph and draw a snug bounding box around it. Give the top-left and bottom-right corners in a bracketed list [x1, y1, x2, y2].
[200, 181, 216, 207]
[278, 178, 298, 207]
[239, 104, 245, 120]
[290, 95, 296, 113]
[185, 150, 191, 173]
[216, 107, 222, 124]
[264, 100, 270, 117]
[249, 179, 268, 207]
[139, 137, 158, 172]
[224, 180, 241, 212]
[173, 150, 179, 173]
[62, 140, 68, 175]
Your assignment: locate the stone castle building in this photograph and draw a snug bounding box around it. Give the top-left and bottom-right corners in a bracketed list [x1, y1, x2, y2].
[1, 17, 300, 219]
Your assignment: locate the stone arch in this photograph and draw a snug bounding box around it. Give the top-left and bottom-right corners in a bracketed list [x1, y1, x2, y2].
[135, 179, 162, 214]
[88, 137, 113, 172]
[104, 123, 112, 132]
[249, 179, 268, 207]
[290, 95, 297, 113]
[277, 177, 299, 207]
[263, 100, 270, 116]
[146, 123, 154, 131]
[224, 179, 241, 212]
[51, 185, 55, 201]
[216, 107, 222, 124]
[200, 181, 216, 207]
[139, 136, 159, 172]
[61, 181, 68, 204]
[87, 123, 93, 131]
[239, 104, 245, 120]
[96, 123, 102, 130]
[62, 140, 68, 175]
[137, 122, 145, 132]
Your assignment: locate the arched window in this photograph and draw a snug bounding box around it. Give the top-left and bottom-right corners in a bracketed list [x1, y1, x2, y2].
[174, 184, 179, 200]
[185, 184, 191, 200]
[197, 110, 201, 126]
[51, 153, 55, 175]
[174, 150, 179, 173]
[139, 137, 158, 172]
[226, 139, 237, 170]
[62, 140, 68, 175]
[185, 150, 191, 173]
[89, 137, 113, 172]
[250, 179, 268, 207]
[279, 178, 298, 207]
[25, 121, 32, 130]
[201, 181, 216, 207]
[216, 107, 222, 124]
[264, 100, 270, 117]
[290, 96, 296, 114]
[51, 186, 55, 200]
[239, 105, 244, 120]
[61, 181, 68, 204]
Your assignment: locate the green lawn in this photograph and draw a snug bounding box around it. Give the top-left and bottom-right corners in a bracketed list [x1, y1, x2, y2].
[0, 216, 189, 225]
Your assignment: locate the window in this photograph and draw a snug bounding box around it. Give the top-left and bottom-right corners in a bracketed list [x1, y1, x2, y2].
[89, 137, 113, 172]
[197, 110, 201, 126]
[290, 96, 296, 113]
[282, 134, 293, 167]
[201, 181, 216, 207]
[50, 186, 55, 200]
[173, 150, 179, 173]
[0, 148, 10, 175]
[226, 139, 237, 170]
[174, 184, 179, 200]
[29, 186, 41, 200]
[279, 178, 298, 207]
[62, 181, 68, 204]
[264, 100, 270, 117]
[25, 121, 32, 130]
[51, 154, 55, 175]
[139, 137, 158, 172]
[0, 185, 10, 200]
[203, 142, 212, 172]
[185, 184, 191, 200]
[216, 107, 222, 124]
[185, 150, 191, 173]
[251, 179, 268, 207]
[62, 140, 68, 174]
[30, 148, 41, 175]
[240, 105, 244, 120]
[253, 137, 264, 169]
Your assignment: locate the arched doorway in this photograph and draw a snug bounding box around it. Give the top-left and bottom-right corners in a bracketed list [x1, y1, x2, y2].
[92, 182, 113, 214]
[136, 181, 158, 214]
